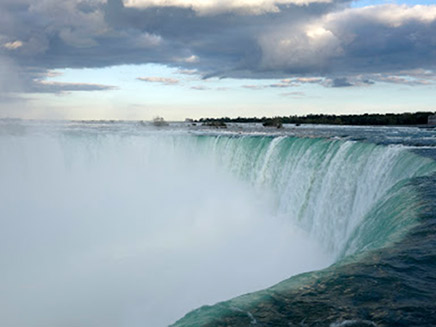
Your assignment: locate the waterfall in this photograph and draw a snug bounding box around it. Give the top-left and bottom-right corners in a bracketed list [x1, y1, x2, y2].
[1, 123, 435, 327]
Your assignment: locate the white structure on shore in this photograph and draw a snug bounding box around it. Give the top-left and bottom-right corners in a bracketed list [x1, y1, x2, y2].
[428, 114, 436, 125]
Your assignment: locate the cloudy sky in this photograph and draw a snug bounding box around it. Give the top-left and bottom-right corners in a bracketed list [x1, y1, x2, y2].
[1, 0, 435, 120]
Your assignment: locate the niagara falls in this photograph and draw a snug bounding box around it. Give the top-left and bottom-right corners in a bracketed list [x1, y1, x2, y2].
[1, 120, 435, 326]
[2, 0, 436, 326]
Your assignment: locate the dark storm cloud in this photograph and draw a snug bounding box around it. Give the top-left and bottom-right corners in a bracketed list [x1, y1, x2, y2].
[0, 0, 346, 69]
[1, 0, 436, 95]
[322, 6, 436, 75]
[102, 0, 343, 75]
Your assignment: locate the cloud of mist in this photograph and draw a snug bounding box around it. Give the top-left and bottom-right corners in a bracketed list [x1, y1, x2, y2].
[0, 127, 332, 327]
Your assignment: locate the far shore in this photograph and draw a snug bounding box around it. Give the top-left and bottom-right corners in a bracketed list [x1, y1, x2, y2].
[192, 111, 436, 127]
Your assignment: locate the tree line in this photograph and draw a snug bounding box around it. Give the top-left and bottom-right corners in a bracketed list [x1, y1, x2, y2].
[196, 111, 435, 126]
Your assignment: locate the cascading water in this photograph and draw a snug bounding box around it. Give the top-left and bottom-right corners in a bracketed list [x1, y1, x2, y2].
[194, 136, 435, 258]
[171, 129, 436, 327]
[1, 120, 436, 327]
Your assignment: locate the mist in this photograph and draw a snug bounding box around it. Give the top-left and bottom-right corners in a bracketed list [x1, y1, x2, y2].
[0, 126, 332, 326]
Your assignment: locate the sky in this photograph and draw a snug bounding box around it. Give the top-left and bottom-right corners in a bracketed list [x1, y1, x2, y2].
[1, 0, 435, 120]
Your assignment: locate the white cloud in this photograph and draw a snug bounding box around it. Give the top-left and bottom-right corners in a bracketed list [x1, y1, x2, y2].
[182, 55, 199, 63]
[258, 22, 343, 72]
[177, 69, 200, 75]
[242, 84, 267, 90]
[369, 72, 435, 86]
[281, 91, 305, 97]
[191, 85, 210, 90]
[3, 40, 23, 50]
[327, 4, 436, 28]
[123, 0, 333, 15]
[292, 77, 324, 83]
[270, 82, 294, 88]
[135, 33, 162, 48]
[137, 76, 180, 85]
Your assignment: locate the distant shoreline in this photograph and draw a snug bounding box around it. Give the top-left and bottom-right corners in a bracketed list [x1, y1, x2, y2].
[1, 111, 435, 126]
[194, 111, 436, 127]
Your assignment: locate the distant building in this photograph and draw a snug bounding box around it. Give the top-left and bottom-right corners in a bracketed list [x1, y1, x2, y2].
[152, 116, 169, 127]
[428, 114, 436, 125]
